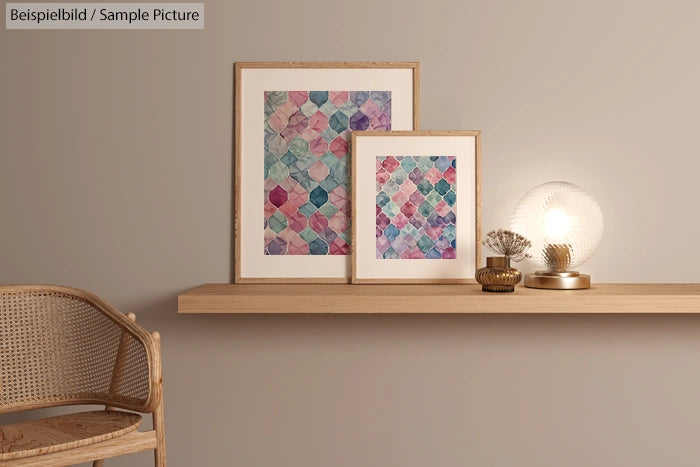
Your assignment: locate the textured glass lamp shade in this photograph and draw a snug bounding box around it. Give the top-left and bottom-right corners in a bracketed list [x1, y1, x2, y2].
[511, 181, 604, 289]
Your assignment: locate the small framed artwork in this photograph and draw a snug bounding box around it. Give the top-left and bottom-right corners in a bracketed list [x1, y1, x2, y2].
[351, 130, 481, 284]
[235, 62, 420, 283]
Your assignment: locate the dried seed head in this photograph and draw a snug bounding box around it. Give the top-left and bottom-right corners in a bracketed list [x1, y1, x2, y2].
[481, 229, 532, 262]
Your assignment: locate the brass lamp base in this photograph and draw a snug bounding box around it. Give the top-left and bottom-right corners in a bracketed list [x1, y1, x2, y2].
[524, 271, 590, 289]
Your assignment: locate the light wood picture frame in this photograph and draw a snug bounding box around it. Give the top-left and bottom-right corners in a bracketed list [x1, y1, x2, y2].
[352, 130, 481, 284]
[234, 62, 420, 283]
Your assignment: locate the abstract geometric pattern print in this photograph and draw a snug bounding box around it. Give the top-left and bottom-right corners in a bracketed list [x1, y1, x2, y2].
[264, 90, 392, 255]
[376, 156, 457, 259]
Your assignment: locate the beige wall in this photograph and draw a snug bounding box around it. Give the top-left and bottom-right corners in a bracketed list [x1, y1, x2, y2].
[3, 1, 700, 465]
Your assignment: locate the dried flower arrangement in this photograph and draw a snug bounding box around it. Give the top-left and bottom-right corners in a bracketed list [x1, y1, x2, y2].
[482, 229, 532, 262]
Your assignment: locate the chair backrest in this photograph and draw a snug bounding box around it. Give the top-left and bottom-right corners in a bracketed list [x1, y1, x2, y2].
[0, 285, 158, 414]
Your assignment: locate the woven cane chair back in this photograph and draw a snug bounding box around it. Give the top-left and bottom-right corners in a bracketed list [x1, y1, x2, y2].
[0, 285, 158, 414]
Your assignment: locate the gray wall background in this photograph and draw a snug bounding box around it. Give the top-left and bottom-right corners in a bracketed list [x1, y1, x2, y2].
[3, 1, 700, 466]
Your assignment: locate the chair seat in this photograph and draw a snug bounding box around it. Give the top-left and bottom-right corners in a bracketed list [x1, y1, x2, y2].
[0, 410, 142, 461]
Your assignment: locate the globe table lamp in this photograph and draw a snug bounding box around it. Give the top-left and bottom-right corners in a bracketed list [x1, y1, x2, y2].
[510, 181, 604, 289]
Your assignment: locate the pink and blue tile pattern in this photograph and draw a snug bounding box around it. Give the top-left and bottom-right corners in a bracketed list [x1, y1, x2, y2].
[376, 156, 457, 259]
[264, 90, 392, 255]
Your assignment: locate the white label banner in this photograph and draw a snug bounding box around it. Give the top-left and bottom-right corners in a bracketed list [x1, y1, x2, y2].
[6, 3, 204, 29]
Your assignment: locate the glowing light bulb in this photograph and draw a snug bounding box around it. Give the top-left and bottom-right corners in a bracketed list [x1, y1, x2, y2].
[543, 209, 570, 241]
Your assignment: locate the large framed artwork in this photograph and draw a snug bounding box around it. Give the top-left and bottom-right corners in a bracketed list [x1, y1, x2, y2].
[234, 62, 420, 283]
[351, 131, 481, 284]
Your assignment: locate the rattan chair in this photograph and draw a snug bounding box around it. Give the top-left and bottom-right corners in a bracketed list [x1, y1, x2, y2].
[0, 285, 166, 466]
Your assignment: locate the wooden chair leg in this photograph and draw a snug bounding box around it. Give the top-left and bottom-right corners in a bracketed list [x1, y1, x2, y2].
[153, 400, 166, 466]
[152, 330, 166, 467]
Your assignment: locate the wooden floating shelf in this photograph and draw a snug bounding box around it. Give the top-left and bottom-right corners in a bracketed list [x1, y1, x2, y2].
[177, 283, 700, 314]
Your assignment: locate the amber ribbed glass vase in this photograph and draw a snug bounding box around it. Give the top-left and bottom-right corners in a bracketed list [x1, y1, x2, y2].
[475, 256, 522, 293]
